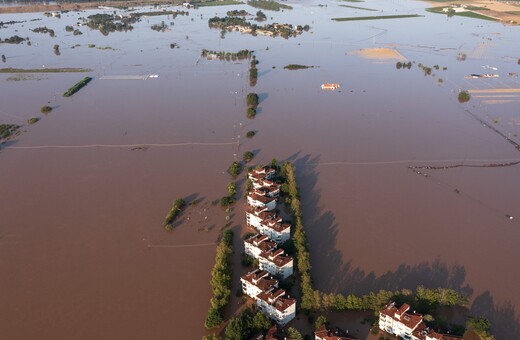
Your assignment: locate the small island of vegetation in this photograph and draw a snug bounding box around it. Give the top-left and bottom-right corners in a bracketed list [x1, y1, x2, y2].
[27, 117, 40, 125]
[1, 35, 26, 44]
[63, 76, 92, 97]
[208, 16, 309, 39]
[246, 130, 256, 138]
[0, 124, 20, 142]
[283, 64, 316, 70]
[243, 151, 255, 162]
[201, 48, 252, 61]
[31, 26, 55, 37]
[40, 106, 53, 113]
[246, 92, 259, 118]
[458, 90, 471, 103]
[227, 9, 249, 16]
[163, 198, 186, 231]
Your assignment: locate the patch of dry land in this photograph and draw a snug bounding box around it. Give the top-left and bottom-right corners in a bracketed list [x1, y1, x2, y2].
[424, 0, 520, 24]
[468, 88, 520, 93]
[350, 47, 407, 61]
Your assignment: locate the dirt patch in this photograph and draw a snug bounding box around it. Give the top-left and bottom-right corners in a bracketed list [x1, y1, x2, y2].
[468, 88, 520, 94]
[350, 48, 407, 61]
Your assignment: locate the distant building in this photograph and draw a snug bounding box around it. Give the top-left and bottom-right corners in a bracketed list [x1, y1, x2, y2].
[257, 288, 296, 326]
[321, 83, 340, 90]
[258, 248, 294, 279]
[314, 325, 358, 340]
[241, 269, 278, 299]
[244, 234, 277, 259]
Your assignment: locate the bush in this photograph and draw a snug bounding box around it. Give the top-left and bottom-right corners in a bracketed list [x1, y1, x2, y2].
[220, 196, 235, 207]
[246, 130, 256, 138]
[40, 106, 53, 113]
[227, 161, 242, 177]
[63, 77, 92, 97]
[247, 108, 257, 119]
[27, 117, 40, 125]
[246, 92, 259, 108]
[163, 198, 186, 231]
[458, 91, 471, 103]
[243, 151, 255, 162]
[228, 182, 237, 197]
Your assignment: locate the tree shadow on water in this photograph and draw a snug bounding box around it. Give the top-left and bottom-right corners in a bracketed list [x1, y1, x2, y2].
[289, 153, 520, 338]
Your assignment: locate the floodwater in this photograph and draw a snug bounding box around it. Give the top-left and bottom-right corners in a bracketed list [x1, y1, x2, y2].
[1, 0, 520, 338]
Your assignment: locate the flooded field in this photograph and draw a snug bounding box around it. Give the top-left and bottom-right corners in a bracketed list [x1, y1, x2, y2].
[1, 0, 520, 338]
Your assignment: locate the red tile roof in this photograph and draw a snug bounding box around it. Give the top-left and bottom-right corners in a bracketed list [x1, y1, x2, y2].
[380, 302, 423, 331]
[314, 325, 358, 340]
[260, 249, 293, 268]
[241, 270, 278, 292]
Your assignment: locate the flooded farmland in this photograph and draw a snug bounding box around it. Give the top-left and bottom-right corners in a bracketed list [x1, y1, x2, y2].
[1, 0, 520, 338]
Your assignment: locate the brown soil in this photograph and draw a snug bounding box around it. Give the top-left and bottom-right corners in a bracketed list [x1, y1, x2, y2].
[350, 48, 407, 61]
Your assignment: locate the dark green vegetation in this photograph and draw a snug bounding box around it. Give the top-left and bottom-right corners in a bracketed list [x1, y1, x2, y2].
[1, 35, 26, 44]
[73, 29, 83, 36]
[204, 230, 234, 329]
[1, 54, 5, 63]
[208, 16, 308, 39]
[465, 317, 493, 340]
[246, 93, 259, 118]
[332, 14, 423, 21]
[246, 93, 259, 108]
[163, 198, 186, 231]
[27, 117, 40, 125]
[0, 124, 20, 141]
[85, 13, 137, 35]
[396, 61, 413, 69]
[0, 68, 91, 73]
[255, 10, 267, 21]
[280, 161, 315, 310]
[40, 106, 53, 113]
[227, 9, 249, 16]
[65, 25, 74, 32]
[246, 130, 256, 138]
[220, 182, 237, 207]
[247, 0, 292, 11]
[192, 0, 244, 7]
[339, 4, 377, 11]
[227, 161, 242, 178]
[31, 26, 55, 37]
[249, 56, 258, 86]
[224, 307, 273, 339]
[283, 64, 316, 70]
[63, 77, 92, 97]
[426, 7, 498, 21]
[243, 151, 255, 162]
[458, 91, 471, 103]
[151, 21, 168, 32]
[201, 49, 252, 61]
[53, 44, 60, 56]
[518, 58, 520, 64]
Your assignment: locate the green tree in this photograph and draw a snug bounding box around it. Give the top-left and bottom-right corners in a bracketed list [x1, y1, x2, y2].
[246, 92, 259, 108]
[252, 311, 272, 331]
[243, 151, 255, 162]
[227, 161, 242, 178]
[228, 182, 237, 197]
[246, 130, 256, 138]
[287, 327, 303, 340]
[465, 317, 494, 340]
[205, 308, 223, 329]
[315, 315, 327, 329]
[1, 54, 5, 63]
[458, 90, 471, 103]
[41, 106, 53, 113]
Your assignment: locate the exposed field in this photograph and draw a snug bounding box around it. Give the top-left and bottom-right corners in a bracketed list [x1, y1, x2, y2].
[423, 0, 520, 24]
[468, 88, 520, 94]
[350, 47, 407, 61]
[332, 14, 423, 21]
[0, 68, 92, 73]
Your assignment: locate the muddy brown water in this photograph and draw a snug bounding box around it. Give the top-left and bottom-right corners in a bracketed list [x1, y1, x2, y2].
[1, 0, 520, 338]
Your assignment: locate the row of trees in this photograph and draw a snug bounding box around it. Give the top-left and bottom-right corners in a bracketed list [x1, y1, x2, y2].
[204, 230, 234, 329]
[201, 49, 252, 61]
[246, 93, 259, 119]
[0, 124, 20, 141]
[63, 76, 92, 97]
[249, 56, 258, 86]
[31, 26, 55, 37]
[163, 198, 186, 231]
[247, 0, 292, 11]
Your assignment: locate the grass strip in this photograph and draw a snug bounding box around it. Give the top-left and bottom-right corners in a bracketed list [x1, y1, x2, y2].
[0, 68, 91, 73]
[332, 14, 422, 21]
